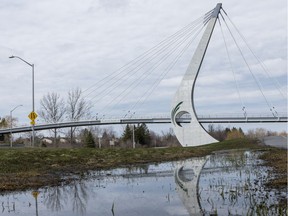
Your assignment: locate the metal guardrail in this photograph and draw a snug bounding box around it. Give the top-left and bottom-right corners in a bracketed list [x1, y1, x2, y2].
[0, 114, 287, 134]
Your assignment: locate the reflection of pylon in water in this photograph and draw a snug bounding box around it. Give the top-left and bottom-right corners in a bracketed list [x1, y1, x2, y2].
[174, 156, 208, 215]
[32, 191, 40, 216]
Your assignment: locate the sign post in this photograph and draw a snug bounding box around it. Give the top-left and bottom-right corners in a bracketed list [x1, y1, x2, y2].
[28, 111, 37, 147]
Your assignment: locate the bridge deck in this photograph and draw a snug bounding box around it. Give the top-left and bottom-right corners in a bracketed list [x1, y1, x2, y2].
[0, 115, 287, 134]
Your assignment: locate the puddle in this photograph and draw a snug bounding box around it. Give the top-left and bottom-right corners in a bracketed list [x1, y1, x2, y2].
[0, 150, 286, 216]
[199, 151, 287, 215]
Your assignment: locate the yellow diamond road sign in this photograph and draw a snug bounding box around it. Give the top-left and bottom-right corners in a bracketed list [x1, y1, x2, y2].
[28, 111, 38, 121]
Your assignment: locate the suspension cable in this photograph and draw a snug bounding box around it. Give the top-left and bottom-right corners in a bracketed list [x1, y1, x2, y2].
[218, 16, 247, 117]
[90, 15, 210, 112]
[222, 8, 286, 100]
[127, 22, 209, 116]
[82, 13, 210, 99]
[88, 23, 204, 106]
[100, 19, 207, 114]
[220, 11, 277, 116]
[85, 16, 207, 105]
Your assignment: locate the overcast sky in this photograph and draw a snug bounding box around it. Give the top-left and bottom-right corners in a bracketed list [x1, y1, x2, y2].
[0, 0, 287, 132]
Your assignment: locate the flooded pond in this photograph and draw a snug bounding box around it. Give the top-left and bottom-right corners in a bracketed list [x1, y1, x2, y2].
[0, 150, 286, 215]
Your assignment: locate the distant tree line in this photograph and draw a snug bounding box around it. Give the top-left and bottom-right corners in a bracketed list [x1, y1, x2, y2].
[207, 124, 245, 141]
[77, 124, 180, 148]
[207, 124, 287, 141]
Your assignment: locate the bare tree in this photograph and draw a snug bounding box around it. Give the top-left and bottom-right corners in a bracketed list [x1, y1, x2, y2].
[39, 92, 66, 147]
[66, 88, 91, 145]
[44, 186, 68, 212]
[101, 127, 117, 147]
[0, 116, 10, 143]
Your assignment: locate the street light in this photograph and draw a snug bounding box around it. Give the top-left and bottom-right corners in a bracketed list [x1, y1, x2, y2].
[9, 55, 35, 147]
[10, 105, 23, 147]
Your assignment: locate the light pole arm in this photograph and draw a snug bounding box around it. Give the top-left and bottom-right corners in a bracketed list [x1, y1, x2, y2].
[11, 104, 23, 113]
[9, 55, 33, 67]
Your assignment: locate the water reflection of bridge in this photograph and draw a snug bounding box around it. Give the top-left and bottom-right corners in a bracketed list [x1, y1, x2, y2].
[1, 151, 285, 215]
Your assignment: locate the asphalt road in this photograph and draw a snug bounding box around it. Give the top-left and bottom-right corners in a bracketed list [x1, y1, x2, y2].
[262, 136, 288, 150]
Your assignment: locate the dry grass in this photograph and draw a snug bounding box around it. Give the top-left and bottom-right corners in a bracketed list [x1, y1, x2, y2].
[259, 148, 288, 188]
[0, 138, 267, 191]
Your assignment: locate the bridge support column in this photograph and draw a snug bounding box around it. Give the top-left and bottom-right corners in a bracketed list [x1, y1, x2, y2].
[171, 3, 221, 147]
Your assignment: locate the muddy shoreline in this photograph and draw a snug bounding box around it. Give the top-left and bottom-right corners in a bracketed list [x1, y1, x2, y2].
[0, 138, 286, 192]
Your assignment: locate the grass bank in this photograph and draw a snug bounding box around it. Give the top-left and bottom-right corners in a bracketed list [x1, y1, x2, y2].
[0, 138, 282, 191]
[259, 148, 287, 188]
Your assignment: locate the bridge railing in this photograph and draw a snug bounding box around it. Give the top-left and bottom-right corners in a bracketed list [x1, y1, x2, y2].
[88, 112, 287, 120]
[0, 112, 286, 135]
[197, 112, 287, 119]
[18, 112, 288, 126]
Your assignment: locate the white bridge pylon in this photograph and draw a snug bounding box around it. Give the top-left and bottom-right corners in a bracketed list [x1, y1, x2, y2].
[171, 3, 222, 147]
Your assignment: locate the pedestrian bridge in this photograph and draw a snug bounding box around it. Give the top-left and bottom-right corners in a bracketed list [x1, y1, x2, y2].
[1, 113, 286, 134]
[3, 3, 287, 147]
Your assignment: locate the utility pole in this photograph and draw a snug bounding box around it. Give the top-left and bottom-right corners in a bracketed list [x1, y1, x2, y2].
[132, 125, 135, 149]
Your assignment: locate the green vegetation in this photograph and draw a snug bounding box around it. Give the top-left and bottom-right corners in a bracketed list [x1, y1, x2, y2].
[121, 123, 151, 145]
[82, 129, 96, 148]
[0, 138, 285, 192]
